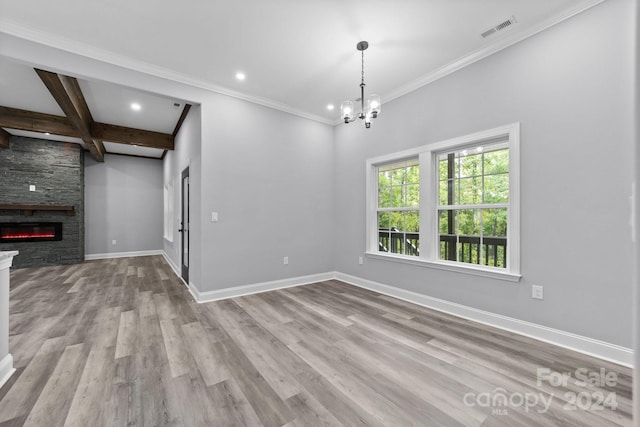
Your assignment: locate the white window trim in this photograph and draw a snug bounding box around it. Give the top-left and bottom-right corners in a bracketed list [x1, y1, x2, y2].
[365, 123, 521, 282]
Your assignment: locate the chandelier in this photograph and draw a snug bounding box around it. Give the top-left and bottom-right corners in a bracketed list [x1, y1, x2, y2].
[340, 41, 381, 128]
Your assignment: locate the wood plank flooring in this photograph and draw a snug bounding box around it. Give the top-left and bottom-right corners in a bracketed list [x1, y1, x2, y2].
[0, 256, 632, 426]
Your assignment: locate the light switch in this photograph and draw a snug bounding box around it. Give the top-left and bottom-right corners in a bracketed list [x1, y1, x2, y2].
[29, 185, 36, 192]
[211, 212, 219, 222]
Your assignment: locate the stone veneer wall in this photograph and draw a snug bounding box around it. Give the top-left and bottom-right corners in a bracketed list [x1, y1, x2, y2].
[0, 136, 84, 268]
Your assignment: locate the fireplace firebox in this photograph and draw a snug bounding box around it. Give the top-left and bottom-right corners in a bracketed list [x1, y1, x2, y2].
[0, 222, 63, 243]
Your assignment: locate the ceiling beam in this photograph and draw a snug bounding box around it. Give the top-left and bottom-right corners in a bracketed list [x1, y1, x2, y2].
[0, 106, 77, 136]
[172, 104, 192, 137]
[0, 128, 10, 148]
[91, 122, 174, 150]
[35, 69, 105, 162]
[163, 103, 191, 159]
[0, 106, 174, 151]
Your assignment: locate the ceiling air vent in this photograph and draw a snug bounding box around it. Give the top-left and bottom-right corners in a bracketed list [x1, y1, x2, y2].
[481, 15, 517, 38]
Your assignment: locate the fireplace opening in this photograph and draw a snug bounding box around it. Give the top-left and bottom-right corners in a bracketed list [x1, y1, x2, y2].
[0, 222, 63, 243]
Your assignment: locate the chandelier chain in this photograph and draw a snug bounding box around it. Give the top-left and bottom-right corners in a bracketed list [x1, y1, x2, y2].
[361, 49, 365, 85]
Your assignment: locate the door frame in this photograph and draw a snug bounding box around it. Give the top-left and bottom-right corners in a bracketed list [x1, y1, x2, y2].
[180, 167, 190, 283]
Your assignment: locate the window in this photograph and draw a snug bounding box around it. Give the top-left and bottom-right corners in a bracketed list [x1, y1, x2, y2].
[437, 145, 508, 268]
[366, 124, 520, 280]
[163, 180, 174, 242]
[377, 160, 420, 256]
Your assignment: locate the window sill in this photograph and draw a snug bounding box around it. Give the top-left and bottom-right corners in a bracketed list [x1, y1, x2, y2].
[365, 252, 521, 282]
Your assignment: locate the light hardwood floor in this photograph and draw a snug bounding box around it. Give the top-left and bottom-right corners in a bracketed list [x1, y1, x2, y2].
[0, 256, 632, 426]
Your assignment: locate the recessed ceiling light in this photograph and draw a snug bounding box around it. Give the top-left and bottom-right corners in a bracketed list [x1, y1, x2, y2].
[130, 102, 142, 111]
[236, 72, 246, 81]
[327, 104, 335, 111]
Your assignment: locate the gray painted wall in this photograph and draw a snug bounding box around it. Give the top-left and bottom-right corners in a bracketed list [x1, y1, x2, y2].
[334, 0, 635, 347]
[85, 154, 163, 255]
[163, 105, 202, 287]
[197, 95, 335, 291]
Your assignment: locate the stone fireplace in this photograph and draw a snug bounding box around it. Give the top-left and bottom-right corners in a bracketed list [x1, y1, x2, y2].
[0, 136, 84, 268]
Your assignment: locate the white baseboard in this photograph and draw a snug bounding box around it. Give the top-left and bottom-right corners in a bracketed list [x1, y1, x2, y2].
[0, 354, 15, 390]
[85, 250, 164, 261]
[160, 252, 204, 303]
[161, 251, 181, 278]
[335, 272, 633, 367]
[155, 254, 632, 367]
[192, 272, 335, 304]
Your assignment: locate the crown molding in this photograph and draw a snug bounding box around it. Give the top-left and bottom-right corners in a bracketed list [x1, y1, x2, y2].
[0, 20, 334, 126]
[1, 0, 604, 128]
[382, 0, 606, 105]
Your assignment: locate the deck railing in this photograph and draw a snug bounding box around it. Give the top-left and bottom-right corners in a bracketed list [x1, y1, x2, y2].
[378, 231, 507, 267]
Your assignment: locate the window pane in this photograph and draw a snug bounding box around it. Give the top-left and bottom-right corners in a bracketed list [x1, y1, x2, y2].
[405, 184, 420, 207]
[439, 180, 448, 206]
[378, 186, 391, 208]
[378, 231, 390, 253]
[378, 169, 391, 187]
[483, 174, 509, 203]
[405, 233, 419, 256]
[438, 157, 448, 181]
[458, 152, 482, 178]
[391, 185, 404, 207]
[406, 211, 419, 233]
[391, 167, 406, 185]
[376, 159, 420, 258]
[484, 148, 509, 175]
[406, 164, 420, 184]
[439, 210, 456, 262]
[458, 177, 482, 205]
[378, 212, 390, 230]
[376, 210, 420, 257]
[389, 211, 403, 231]
[482, 208, 507, 268]
[482, 208, 507, 237]
[438, 209, 451, 235]
[457, 209, 480, 236]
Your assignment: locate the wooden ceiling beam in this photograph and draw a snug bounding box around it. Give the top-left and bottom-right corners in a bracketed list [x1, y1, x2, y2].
[0, 128, 10, 148]
[172, 104, 192, 137]
[0, 106, 77, 136]
[35, 69, 104, 162]
[91, 122, 174, 150]
[0, 106, 174, 151]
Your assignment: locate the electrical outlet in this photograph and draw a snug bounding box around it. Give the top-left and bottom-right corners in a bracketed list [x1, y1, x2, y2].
[358, 256, 364, 265]
[532, 285, 544, 300]
[29, 185, 36, 192]
[111, 240, 117, 245]
[283, 256, 288, 265]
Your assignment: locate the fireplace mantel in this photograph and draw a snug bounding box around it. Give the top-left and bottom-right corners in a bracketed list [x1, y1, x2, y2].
[0, 204, 75, 216]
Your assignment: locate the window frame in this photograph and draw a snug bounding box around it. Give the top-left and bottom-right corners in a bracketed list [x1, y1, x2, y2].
[365, 123, 521, 282]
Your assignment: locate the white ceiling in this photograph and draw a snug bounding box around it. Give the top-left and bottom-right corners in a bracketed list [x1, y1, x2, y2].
[0, 55, 186, 158]
[0, 0, 603, 156]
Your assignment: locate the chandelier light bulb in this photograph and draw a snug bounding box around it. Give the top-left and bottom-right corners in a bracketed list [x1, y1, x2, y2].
[341, 100, 354, 122]
[367, 94, 381, 118]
